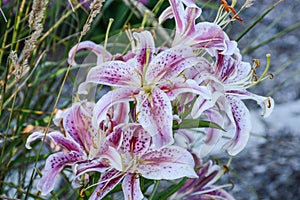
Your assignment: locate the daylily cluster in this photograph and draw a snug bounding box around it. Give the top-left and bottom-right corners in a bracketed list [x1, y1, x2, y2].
[26, 0, 274, 199]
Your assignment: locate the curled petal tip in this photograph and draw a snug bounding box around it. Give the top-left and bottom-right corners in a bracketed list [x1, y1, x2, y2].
[261, 97, 274, 118]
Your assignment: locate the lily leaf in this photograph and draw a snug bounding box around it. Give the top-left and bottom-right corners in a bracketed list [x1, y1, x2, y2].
[173, 119, 226, 132]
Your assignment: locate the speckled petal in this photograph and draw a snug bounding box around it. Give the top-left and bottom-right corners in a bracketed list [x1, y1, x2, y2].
[122, 174, 144, 200]
[63, 104, 90, 152]
[37, 151, 83, 195]
[136, 89, 174, 148]
[193, 22, 238, 55]
[145, 45, 196, 83]
[75, 160, 109, 177]
[223, 95, 251, 156]
[78, 61, 139, 94]
[139, 146, 197, 179]
[118, 124, 151, 155]
[226, 61, 252, 84]
[93, 87, 138, 128]
[132, 31, 155, 73]
[164, 79, 211, 101]
[90, 169, 125, 199]
[25, 131, 83, 153]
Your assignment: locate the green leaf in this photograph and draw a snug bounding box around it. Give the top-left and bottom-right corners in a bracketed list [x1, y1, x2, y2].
[173, 119, 226, 132]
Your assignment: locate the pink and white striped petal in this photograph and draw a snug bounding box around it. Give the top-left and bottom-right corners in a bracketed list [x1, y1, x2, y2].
[132, 31, 155, 73]
[118, 124, 151, 155]
[90, 169, 125, 199]
[136, 89, 174, 148]
[163, 79, 211, 101]
[227, 90, 274, 118]
[93, 87, 138, 128]
[139, 146, 197, 180]
[192, 22, 238, 55]
[37, 151, 83, 195]
[122, 174, 144, 200]
[68, 41, 112, 66]
[25, 131, 83, 154]
[223, 95, 251, 156]
[75, 160, 109, 177]
[145, 45, 196, 83]
[78, 61, 139, 94]
[109, 102, 130, 125]
[199, 110, 224, 157]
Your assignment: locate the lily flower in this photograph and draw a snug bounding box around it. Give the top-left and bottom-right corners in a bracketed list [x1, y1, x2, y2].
[25, 101, 126, 195]
[185, 53, 274, 155]
[89, 123, 198, 200]
[169, 160, 234, 200]
[159, 0, 238, 55]
[78, 30, 210, 148]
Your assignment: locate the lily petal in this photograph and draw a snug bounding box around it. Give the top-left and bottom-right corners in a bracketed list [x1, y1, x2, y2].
[110, 102, 130, 125]
[158, 6, 173, 24]
[93, 87, 138, 128]
[223, 95, 251, 156]
[132, 31, 155, 72]
[199, 110, 224, 157]
[25, 131, 83, 153]
[193, 22, 238, 55]
[164, 79, 211, 101]
[118, 124, 151, 155]
[37, 151, 83, 195]
[145, 45, 196, 83]
[215, 54, 237, 81]
[139, 146, 197, 179]
[75, 160, 109, 177]
[191, 90, 223, 119]
[136, 89, 174, 148]
[64, 104, 97, 152]
[90, 169, 125, 199]
[78, 61, 138, 94]
[190, 186, 235, 200]
[227, 90, 274, 118]
[68, 41, 112, 66]
[122, 174, 144, 200]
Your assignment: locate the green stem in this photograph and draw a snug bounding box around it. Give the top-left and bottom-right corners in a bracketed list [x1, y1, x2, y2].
[242, 21, 300, 54]
[235, 0, 284, 42]
[148, 180, 160, 200]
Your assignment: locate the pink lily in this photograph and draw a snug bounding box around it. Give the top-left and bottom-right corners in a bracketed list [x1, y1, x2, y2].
[77, 30, 210, 148]
[159, 0, 238, 55]
[185, 53, 274, 155]
[25, 101, 126, 195]
[68, 41, 112, 66]
[169, 160, 235, 200]
[89, 123, 198, 200]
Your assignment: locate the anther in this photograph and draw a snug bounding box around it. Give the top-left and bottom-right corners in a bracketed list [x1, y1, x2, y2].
[223, 165, 230, 173]
[80, 188, 85, 197]
[267, 97, 272, 108]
